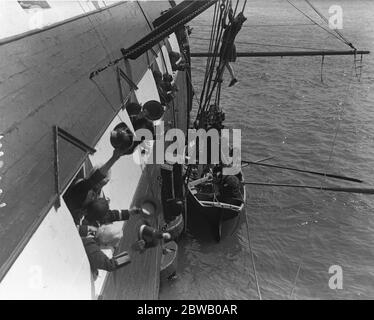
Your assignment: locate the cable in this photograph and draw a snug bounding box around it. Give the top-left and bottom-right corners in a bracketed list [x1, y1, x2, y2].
[244, 213, 262, 300]
[286, 0, 353, 48]
[289, 218, 313, 299]
[304, 0, 355, 49]
[240, 186, 262, 300]
[322, 65, 356, 186]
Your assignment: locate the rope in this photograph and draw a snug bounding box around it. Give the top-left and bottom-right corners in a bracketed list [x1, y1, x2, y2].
[198, 1, 219, 115]
[196, 1, 227, 124]
[304, 0, 356, 49]
[286, 0, 353, 48]
[198, 1, 230, 119]
[241, 0, 248, 13]
[289, 217, 313, 299]
[236, 184, 262, 300]
[241, 187, 262, 300]
[202, 1, 227, 110]
[320, 55, 325, 83]
[321, 65, 356, 186]
[203, 0, 249, 114]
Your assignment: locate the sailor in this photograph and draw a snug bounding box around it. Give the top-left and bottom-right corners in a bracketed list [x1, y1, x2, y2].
[64, 148, 126, 213]
[76, 198, 145, 237]
[153, 70, 173, 104]
[169, 51, 188, 71]
[161, 73, 178, 94]
[218, 6, 247, 87]
[213, 165, 243, 205]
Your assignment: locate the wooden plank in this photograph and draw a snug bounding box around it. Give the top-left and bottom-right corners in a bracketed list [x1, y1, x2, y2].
[101, 165, 162, 300]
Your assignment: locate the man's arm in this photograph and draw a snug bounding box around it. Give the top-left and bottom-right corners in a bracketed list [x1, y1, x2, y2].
[84, 148, 126, 192]
[98, 148, 125, 177]
[90, 250, 117, 272]
[103, 208, 144, 224]
[83, 238, 117, 272]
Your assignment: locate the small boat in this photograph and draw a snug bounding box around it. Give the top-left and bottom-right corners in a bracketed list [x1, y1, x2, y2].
[187, 170, 246, 242]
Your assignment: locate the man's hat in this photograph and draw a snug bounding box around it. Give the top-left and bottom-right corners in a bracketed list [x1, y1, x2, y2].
[143, 100, 165, 121]
[125, 102, 142, 117]
[110, 122, 134, 152]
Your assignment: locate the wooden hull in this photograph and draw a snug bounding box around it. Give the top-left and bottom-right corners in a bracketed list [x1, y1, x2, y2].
[187, 179, 246, 242]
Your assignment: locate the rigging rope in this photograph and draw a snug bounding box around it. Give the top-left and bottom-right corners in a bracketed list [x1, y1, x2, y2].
[304, 0, 355, 50]
[286, 0, 354, 49]
[203, 1, 227, 107]
[198, 1, 220, 115]
[196, 0, 227, 124]
[244, 208, 263, 300]
[198, 1, 230, 119]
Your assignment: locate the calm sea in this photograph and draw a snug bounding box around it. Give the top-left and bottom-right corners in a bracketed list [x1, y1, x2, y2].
[160, 0, 374, 300]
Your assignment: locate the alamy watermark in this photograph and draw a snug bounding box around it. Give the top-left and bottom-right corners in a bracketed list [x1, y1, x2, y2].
[131, 121, 242, 175]
[329, 5, 343, 30]
[328, 265, 343, 290]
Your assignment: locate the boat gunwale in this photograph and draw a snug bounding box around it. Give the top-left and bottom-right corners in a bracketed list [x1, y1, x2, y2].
[187, 174, 246, 212]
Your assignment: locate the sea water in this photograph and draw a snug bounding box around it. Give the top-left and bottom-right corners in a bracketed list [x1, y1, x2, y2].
[160, 0, 374, 300]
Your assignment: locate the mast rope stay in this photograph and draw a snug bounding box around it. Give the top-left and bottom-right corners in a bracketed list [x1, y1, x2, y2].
[304, 0, 355, 50]
[286, 0, 355, 49]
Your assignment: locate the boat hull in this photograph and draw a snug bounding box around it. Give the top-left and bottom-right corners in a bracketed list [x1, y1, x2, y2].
[187, 182, 245, 242]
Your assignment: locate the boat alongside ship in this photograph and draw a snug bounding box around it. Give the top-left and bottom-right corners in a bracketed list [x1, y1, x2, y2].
[187, 170, 246, 242]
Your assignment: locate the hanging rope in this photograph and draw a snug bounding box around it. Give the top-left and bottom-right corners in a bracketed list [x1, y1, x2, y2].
[241, 0, 247, 13]
[202, 1, 228, 108]
[321, 64, 356, 187]
[289, 217, 313, 299]
[196, 0, 228, 126]
[244, 210, 263, 300]
[198, 1, 232, 119]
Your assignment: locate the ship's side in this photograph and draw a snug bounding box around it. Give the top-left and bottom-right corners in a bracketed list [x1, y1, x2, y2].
[0, 0, 193, 299]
